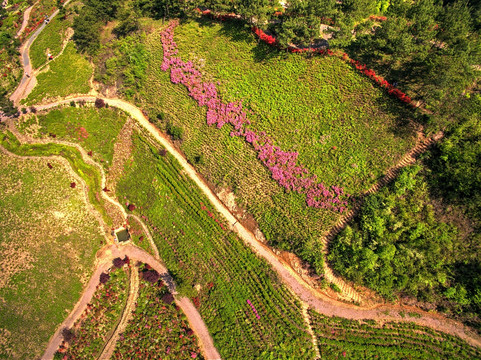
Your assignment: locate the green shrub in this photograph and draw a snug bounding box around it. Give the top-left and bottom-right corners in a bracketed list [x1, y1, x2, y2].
[166, 122, 183, 140]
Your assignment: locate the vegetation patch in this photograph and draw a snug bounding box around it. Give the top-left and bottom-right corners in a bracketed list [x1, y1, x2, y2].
[30, 15, 71, 69]
[0, 130, 111, 226]
[329, 164, 481, 328]
[120, 18, 418, 272]
[115, 130, 314, 359]
[56, 265, 129, 358]
[0, 151, 103, 360]
[309, 310, 481, 359]
[18, 106, 128, 168]
[24, 42, 92, 105]
[112, 263, 203, 359]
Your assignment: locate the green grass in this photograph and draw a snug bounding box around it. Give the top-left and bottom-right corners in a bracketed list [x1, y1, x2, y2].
[18, 106, 128, 168]
[115, 129, 314, 359]
[173, 20, 416, 192]
[0, 130, 111, 226]
[24, 42, 92, 105]
[309, 310, 481, 359]
[130, 18, 417, 272]
[30, 17, 71, 69]
[0, 151, 103, 360]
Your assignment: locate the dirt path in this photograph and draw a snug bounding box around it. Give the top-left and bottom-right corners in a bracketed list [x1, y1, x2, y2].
[41, 244, 221, 360]
[2, 126, 220, 358]
[30, 96, 481, 349]
[0, 144, 109, 242]
[15, 1, 39, 39]
[302, 303, 320, 359]
[9, 16, 481, 353]
[98, 265, 139, 360]
[321, 131, 444, 303]
[6, 120, 127, 228]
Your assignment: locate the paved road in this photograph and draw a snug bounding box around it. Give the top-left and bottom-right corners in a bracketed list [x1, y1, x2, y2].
[10, 0, 72, 104]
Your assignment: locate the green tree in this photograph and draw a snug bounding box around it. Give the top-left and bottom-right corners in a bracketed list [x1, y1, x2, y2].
[72, 10, 101, 54]
[340, 0, 377, 21]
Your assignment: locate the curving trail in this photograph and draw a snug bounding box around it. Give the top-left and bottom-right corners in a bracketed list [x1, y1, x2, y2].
[32, 97, 481, 348]
[98, 265, 140, 360]
[15, 1, 39, 39]
[6, 121, 127, 228]
[40, 244, 221, 360]
[2, 126, 220, 359]
[36, 244, 220, 359]
[9, 10, 481, 356]
[322, 131, 444, 303]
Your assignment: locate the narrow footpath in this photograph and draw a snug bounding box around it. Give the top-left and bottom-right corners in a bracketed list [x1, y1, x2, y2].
[41, 244, 221, 360]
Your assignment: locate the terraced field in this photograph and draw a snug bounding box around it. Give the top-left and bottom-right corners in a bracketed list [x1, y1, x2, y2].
[135, 18, 418, 275]
[115, 129, 315, 359]
[310, 310, 481, 359]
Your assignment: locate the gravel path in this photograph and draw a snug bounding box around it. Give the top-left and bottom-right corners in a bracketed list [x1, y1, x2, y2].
[9, 13, 481, 356]
[1, 129, 220, 359]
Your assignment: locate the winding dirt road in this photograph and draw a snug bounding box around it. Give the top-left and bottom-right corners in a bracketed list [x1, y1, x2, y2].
[1, 125, 221, 359]
[41, 244, 221, 360]
[34, 97, 481, 348]
[8, 8, 481, 358]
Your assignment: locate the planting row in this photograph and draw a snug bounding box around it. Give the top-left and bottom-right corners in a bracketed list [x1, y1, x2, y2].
[116, 131, 314, 359]
[309, 310, 481, 359]
[112, 263, 203, 359]
[55, 262, 129, 359]
[160, 20, 348, 212]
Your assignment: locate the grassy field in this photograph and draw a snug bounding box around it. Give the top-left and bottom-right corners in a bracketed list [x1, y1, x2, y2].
[309, 310, 481, 359]
[112, 263, 203, 359]
[0, 151, 103, 359]
[115, 129, 314, 359]
[30, 16, 71, 69]
[0, 130, 111, 226]
[24, 42, 92, 105]
[17, 106, 128, 168]
[172, 20, 416, 192]
[128, 18, 417, 273]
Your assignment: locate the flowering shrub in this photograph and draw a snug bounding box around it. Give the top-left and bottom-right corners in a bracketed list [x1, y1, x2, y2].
[247, 299, 261, 320]
[160, 21, 348, 212]
[57, 267, 128, 359]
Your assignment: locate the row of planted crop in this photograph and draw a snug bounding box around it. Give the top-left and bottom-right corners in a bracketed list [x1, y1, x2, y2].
[55, 263, 129, 359]
[119, 135, 314, 358]
[160, 21, 349, 213]
[112, 263, 203, 359]
[309, 310, 481, 358]
[316, 318, 475, 351]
